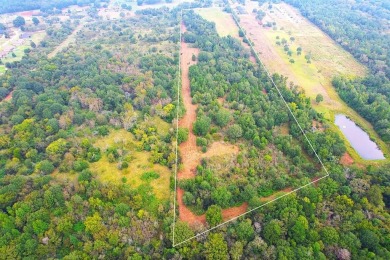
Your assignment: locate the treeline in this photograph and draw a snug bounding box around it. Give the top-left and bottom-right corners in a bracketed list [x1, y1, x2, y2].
[0, 0, 108, 14]
[0, 173, 171, 258]
[283, 0, 390, 78]
[283, 0, 390, 145]
[333, 76, 390, 142]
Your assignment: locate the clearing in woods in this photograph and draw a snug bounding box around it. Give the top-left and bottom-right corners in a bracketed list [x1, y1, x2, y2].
[177, 23, 241, 225]
[53, 126, 172, 200]
[92, 126, 171, 200]
[48, 19, 86, 59]
[196, 7, 239, 37]
[232, 1, 389, 162]
[174, 9, 329, 247]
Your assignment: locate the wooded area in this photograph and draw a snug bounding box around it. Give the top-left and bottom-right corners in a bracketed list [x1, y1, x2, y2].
[0, 0, 389, 259]
[0, 0, 108, 14]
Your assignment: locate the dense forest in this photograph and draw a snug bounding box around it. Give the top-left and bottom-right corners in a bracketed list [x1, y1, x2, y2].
[0, 0, 108, 14]
[283, 0, 390, 144]
[0, 1, 389, 259]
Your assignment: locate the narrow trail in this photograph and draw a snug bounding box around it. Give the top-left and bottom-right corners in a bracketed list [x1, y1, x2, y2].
[177, 23, 205, 225]
[2, 91, 13, 102]
[178, 23, 200, 180]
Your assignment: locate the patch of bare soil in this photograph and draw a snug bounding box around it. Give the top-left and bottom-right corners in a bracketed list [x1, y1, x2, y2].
[178, 23, 201, 180]
[239, 14, 302, 86]
[340, 152, 354, 166]
[203, 142, 239, 158]
[312, 120, 324, 132]
[177, 188, 206, 225]
[222, 203, 248, 221]
[3, 91, 12, 102]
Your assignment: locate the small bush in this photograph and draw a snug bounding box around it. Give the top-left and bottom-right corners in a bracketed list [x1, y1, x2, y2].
[141, 171, 160, 181]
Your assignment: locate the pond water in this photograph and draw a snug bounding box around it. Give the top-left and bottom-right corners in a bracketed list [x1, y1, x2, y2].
[335, 114, 385, 160]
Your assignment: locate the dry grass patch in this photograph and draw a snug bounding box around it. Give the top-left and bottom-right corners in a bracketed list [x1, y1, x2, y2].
[92, 129, 171, 200]
[196, 8, 239, 38]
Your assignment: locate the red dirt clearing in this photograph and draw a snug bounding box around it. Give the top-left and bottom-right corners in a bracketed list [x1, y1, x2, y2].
[222, 203, 248, 221]
[178, 23, 201, 180]
[1, 91, 13, 102]
[177, 188, 206, 225]
[340, 152, 354, 166]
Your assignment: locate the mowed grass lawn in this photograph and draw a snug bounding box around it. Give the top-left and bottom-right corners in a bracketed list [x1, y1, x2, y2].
[92, 118, 171, 200]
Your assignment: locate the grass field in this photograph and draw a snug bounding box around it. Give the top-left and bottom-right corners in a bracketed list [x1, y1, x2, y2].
[233, 2, 388, 163]
[91, 126, 171, 200]
[196, 8, 239, 37]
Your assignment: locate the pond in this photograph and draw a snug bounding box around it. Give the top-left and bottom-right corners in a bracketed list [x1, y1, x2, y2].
[335, 114, 385, 160]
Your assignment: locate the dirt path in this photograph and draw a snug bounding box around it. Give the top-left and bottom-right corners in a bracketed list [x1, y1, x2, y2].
[177, 23, 240, 224]
[178, 23, 201, 180]
[0, 91, 13, 103]
[177, 188, 206, 225]
[4, 91, 12, 101]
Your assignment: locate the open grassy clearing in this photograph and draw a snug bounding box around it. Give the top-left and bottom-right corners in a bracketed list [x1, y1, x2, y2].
[196, 7, 239, 37]
[234, 1, 388, 163]
[91, 127, 171, 200]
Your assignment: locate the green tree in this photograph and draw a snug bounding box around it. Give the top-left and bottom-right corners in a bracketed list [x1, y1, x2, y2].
[367, 185, 384, 208]
[46, 138, 68, 158]
[236, 219, 255, 242]
[193, 115, 211, 136]
[13, 16, 25, 27]
[173, 221, 194, 245]
[32, 219, 49, 235]
[206, 205, 222, 227]
[263, 220, 282, 245]
[205, 233, 228, 260]
[359, 229, 379, 251]
[320, 226, 339, 245]
[214, 109, 231, 127]
[85, 212, 105, 239]
[212, 187, 232, 208]
[36, 160, 55, 175]
[315, 94, 324, 103]
[32, 17, 39, 26]
[230, 241, 244, 260]
[177, 128, 189, 144]
[289, 215, 308, 243]
[227, 124, 243, 140]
